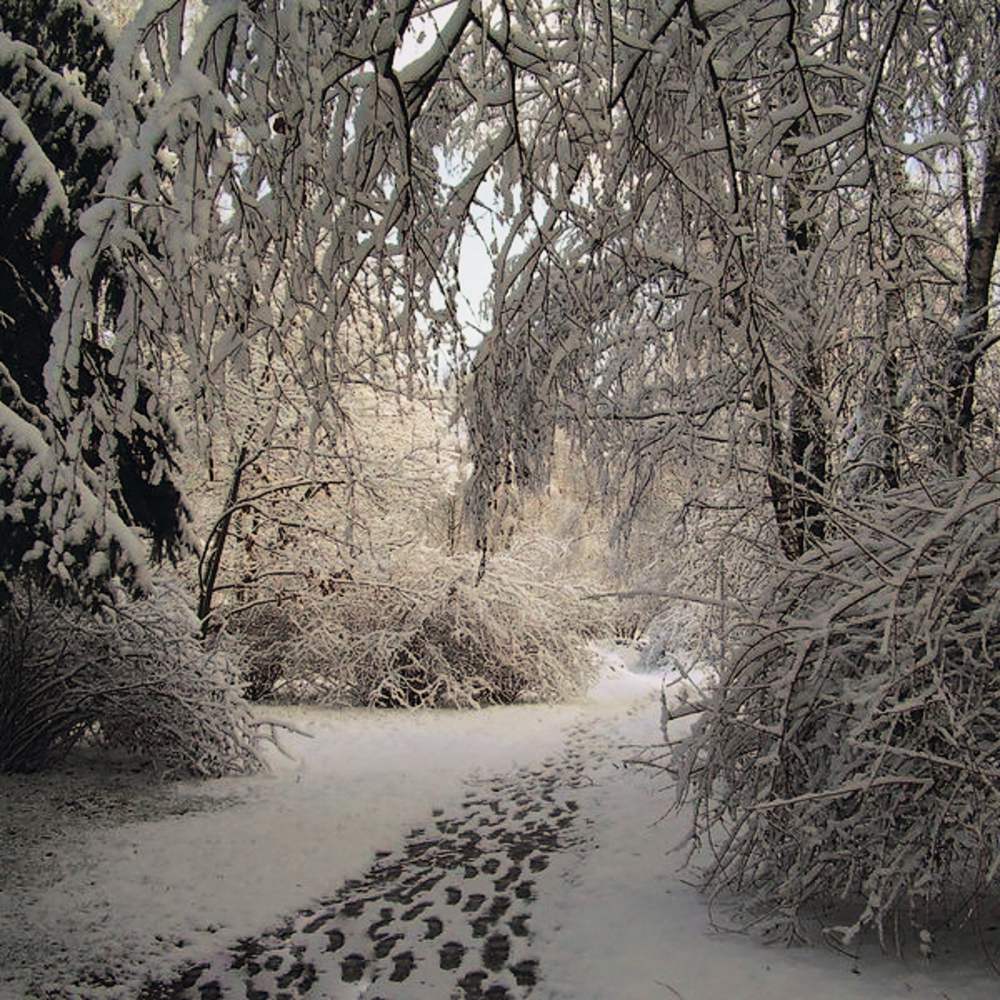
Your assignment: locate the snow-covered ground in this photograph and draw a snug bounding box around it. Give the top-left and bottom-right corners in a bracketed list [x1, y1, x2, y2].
[1, 646, 998, 998]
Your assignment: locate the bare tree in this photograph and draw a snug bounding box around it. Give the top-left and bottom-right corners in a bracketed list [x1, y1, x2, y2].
[452, 1, 999, 553]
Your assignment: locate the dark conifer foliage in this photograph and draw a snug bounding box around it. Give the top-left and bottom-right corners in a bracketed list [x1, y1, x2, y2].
[0, 0, 190, 600]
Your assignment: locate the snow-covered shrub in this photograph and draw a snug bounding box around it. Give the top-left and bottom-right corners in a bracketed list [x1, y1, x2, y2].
[637, 629, 686, 674]
[266, 541, 605, 708]
[228, 602, 302, 702]
[677, 474, 1000, 947]
[0, 590, 86, 773]
[0, 578, 267, 776]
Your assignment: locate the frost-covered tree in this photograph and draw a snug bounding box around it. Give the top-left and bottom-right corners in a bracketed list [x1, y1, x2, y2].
[38, 0, 994, 585]
[10, 0, 997, 598]
[39, 0, 484, 615]
[931, 0, 1000, 475]
[0, 0, 191, 603]
[0, 1, 276, 776]
[445, 1, 1000, 558]
[5, 0, 996, 624]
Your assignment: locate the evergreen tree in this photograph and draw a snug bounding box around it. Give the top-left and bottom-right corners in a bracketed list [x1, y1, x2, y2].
[0, 0, 190, 603]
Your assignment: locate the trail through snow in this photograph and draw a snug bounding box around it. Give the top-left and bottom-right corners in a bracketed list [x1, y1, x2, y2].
[1, 646, 998, 998]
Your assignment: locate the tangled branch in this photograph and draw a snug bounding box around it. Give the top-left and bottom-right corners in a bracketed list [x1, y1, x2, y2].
[676, 472, 1000, 948]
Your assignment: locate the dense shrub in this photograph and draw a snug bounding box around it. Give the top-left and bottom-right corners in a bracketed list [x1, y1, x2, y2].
[637, 629, 688, 674]
[676, 474, 1000, 949]
[227, 602, 302, 702]
[264, 541, 606, 707]
[0, 578, 268, 777]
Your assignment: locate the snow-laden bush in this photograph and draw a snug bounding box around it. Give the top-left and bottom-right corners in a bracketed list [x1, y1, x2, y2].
[230, 602, 302, 702]
[637, 630, 681, 674]
[676, 474, 1000, 948]
[262, 540, 606, 708]
[0, 578, 267, 777]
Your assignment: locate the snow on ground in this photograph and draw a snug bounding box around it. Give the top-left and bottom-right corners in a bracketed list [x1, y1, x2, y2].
[1, 645, 998, 998]
[536, 660, 1000, 1000]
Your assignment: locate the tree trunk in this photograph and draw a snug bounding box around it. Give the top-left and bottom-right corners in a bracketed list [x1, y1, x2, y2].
[198, 446, 248, 624]
[946, 131, 1000, 475]
[769, 117, 829, 559]
[788, 345, 828, 555]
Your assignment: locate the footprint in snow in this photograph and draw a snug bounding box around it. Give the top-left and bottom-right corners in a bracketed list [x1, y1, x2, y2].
[136, 726, 606, 999]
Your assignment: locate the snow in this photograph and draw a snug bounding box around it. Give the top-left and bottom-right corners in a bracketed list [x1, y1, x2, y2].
[0, 400, 151, 595]
[0, 92, 69, 236]
[1, 646, 998, 999]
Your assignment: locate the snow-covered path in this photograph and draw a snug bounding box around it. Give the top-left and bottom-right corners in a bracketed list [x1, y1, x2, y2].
[137, 715, 613, 998]
[2, 650, 999, 998]
[1, 652, 653, 999]
[532, 680, 1000, 1000]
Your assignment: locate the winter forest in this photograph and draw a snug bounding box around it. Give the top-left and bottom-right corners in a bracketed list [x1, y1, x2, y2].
[5, 0, 1000, 987]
